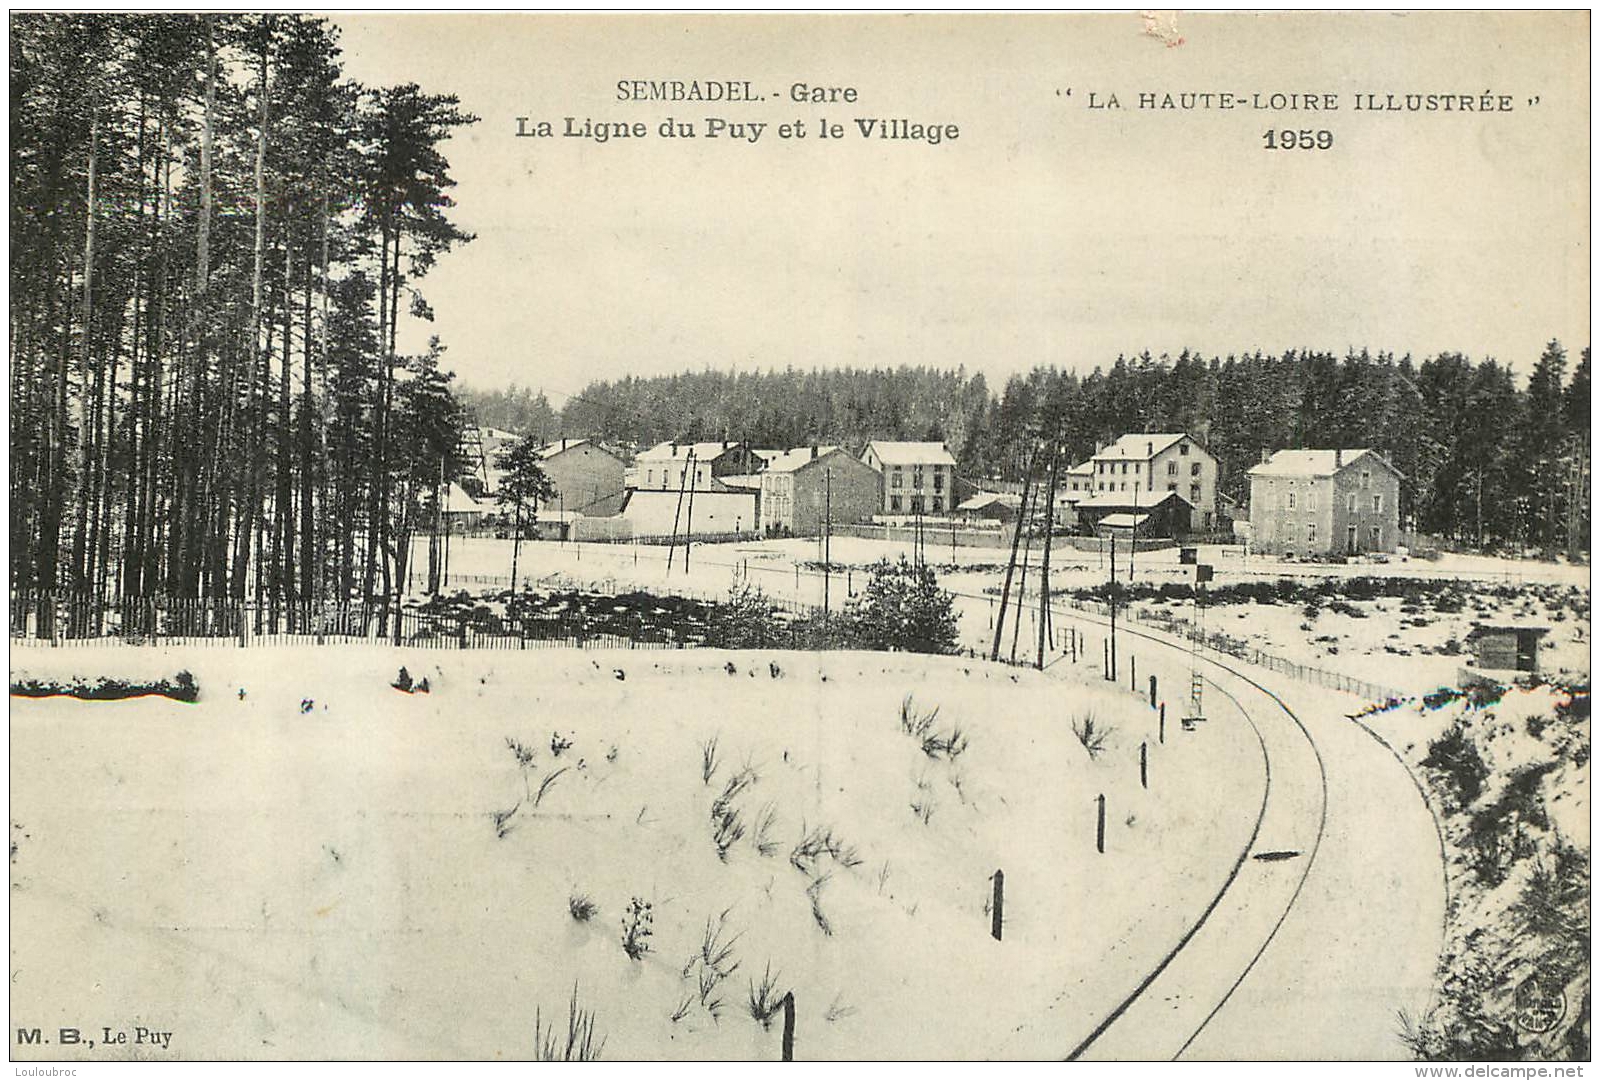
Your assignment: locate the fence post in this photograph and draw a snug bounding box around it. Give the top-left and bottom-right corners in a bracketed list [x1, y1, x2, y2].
[1140, 742, 1148, 789]
[781, 991, 795, 1061]
[1159, 703, 1166, 743]
[1149, 674, 1157, 709]
[990, 869, 1004, 941]
[1130, 656, 1136, 691]
[1096, 794, 1106, 853]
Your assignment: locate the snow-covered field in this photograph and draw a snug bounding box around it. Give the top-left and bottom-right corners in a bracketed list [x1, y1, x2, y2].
[11, 643, 1262, 1061]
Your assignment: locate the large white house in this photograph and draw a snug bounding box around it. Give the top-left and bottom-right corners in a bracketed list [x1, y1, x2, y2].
[1084, 432, 1218, 531]
[861, 441, 957, 515]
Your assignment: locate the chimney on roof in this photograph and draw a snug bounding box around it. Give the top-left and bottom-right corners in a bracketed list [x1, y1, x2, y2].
[1260, 447, 1271, 464]
[1335, 449, 1344, 469]
[811, 444, 819, 460]
[723, 439, 729, 450]
[1146, 440, 1153, 457]
[561, 437, 567, 451]
[671, 442, 678, 456]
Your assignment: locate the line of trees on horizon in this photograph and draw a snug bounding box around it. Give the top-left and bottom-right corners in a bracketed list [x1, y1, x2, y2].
[480, 344, 1589, 554]
[10, 13, 478, 618]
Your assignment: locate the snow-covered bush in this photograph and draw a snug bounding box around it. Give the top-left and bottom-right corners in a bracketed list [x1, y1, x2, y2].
[620, 897, 653, 960]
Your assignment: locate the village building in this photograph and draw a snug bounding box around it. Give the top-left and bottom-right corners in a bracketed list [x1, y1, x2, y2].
[1464, 623, 1550, 676]
[1075, 490, 1195, 538]
[758, 446, 881, 536]
[633, 440, 763, 493]
[1087, 433, 1218, 531]
[1246, 448, 1403, 557]
[861, 441, 957, 515]
[955, 491, 1022, 524]
[618, 488, 757, 539]
[535, 438, 627, 516]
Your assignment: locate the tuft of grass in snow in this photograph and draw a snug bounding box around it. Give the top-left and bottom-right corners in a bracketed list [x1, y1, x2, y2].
[568, 892, 598, 923]
[751, 801, 780, 857]
[899, 695, 940, 740]
[806, 874, 834, 936]
[535, 983, 606, 1061]
[748, 962, 788, 1028]
[620, 897, 653, 960]
[533, 766, 568, 809]
[1071, 712, 1113, 760]
[709, 767, 757, 861]
[701, 736, 721, 785]
[790, 823, 862, 874]
[825, 992, 858, 1023]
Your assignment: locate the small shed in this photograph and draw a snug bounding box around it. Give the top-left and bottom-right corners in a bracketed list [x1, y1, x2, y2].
[1095, 512, 1152, 537]
[1464, 624, 1549, 675]
[956, 492, 1021, 523]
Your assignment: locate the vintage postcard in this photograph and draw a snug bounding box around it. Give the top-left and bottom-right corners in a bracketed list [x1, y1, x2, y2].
[7, 10, 1591, 1066]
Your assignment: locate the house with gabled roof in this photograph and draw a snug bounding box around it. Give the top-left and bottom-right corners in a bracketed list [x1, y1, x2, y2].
[861, 441, 957, 515]
[535, 438, 627, 516]
[1246, 448, 1403, 557]
[758, 445, 881, 536]
[633, 440, 761, 494]
[1086, 432, 1218, 531]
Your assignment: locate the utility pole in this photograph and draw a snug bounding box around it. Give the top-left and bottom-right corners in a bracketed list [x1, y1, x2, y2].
[667, 448, 692, 572]
[823, 467, 832, 617]
[991, 437, 1040, 662]
[1009, 482, 1034, 665]
[684, 454, 698, 575]
[1037, 439, 1060, 670]
[1108, 525, 1118, 682]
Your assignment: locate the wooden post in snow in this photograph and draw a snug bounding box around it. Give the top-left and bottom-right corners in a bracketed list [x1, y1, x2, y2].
[1149, 674, 1157, 709]
[1096, 794, 1106, 853]
[1130, 656, 1137, 691]
[991, 869, 1004, 941]
[781, 991, 795, 1060]
[1140, 741, 1148, 789]
[1159, 702, 1166, 744]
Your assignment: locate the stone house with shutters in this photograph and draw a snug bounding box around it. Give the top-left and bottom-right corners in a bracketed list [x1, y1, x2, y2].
[860, 441, 957, 515]
[1245, 448, 1403, 557]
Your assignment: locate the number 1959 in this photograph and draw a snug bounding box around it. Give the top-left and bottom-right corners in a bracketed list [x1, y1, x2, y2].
[1263, 129, 1334, 150]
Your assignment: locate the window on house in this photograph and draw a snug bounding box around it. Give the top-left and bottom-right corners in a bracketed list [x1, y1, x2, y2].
[1361, 470, 1371, 489]
[1167, 461, 1178, 475]
[1134, 482, 1141, 494]
[1190, 462, 1201, 476]
[1372, 493, 1383, 513]
[1180, 443, 1189, 456]
[1370, 524, 1381, 545]
[932, 497, 943, 512]
[1120, 482, 1127, 492]
[1167, 482, 1177, 492]
[1307, 491, 1317, 511]
[913, 466, 925, 489]
[1288, 491, 1296, 510]
[911, 495, 924, 513]
[1307, 523, 1317, 543]
[933, 471, 944, 492]
[1346, 493, 1356, 513]
[890, 495, 902, 511]
[1190, 483, 1201, 502]
[1121, 462, 1130, 474]
[647, 470, 654, 486]
[891, 470, 903, 488]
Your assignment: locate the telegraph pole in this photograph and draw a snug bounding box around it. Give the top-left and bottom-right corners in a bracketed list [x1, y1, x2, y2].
[824, 467, 832, 617]
[684, 452, 698, 574]
[1108, 525, 1118, 681]
[992, 436, 1040, 662]
[1036, 439, 1060, 670]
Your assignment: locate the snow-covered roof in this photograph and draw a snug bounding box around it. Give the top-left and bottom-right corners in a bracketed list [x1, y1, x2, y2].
[1246, 448, 1391, 478]
[864, 441, 957, 467]
[1091, 433, 1197, 462]
[957, 492, 1021, 511]
[636, 441, 747, 462]
[442, 483, 490, 513]
[536, 438, 595, 459]
[1098, 512, 1151, 529]
[1066, 461, 1096, 476]
[762, 445, 844, 473]
[1077, 490, 1192, 511]
[751, 448, 787, 463]
[718, 473, 764, 490]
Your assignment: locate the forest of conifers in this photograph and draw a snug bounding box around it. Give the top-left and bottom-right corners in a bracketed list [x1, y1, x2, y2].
[11, 13, 475, 609]
[9, 13, 1591, 616]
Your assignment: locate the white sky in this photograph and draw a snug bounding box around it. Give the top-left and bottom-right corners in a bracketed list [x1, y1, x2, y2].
[330, 11, 1590, 400]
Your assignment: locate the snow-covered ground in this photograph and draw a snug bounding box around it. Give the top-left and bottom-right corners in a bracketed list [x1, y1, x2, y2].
[12, 643, 1265, 1061]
